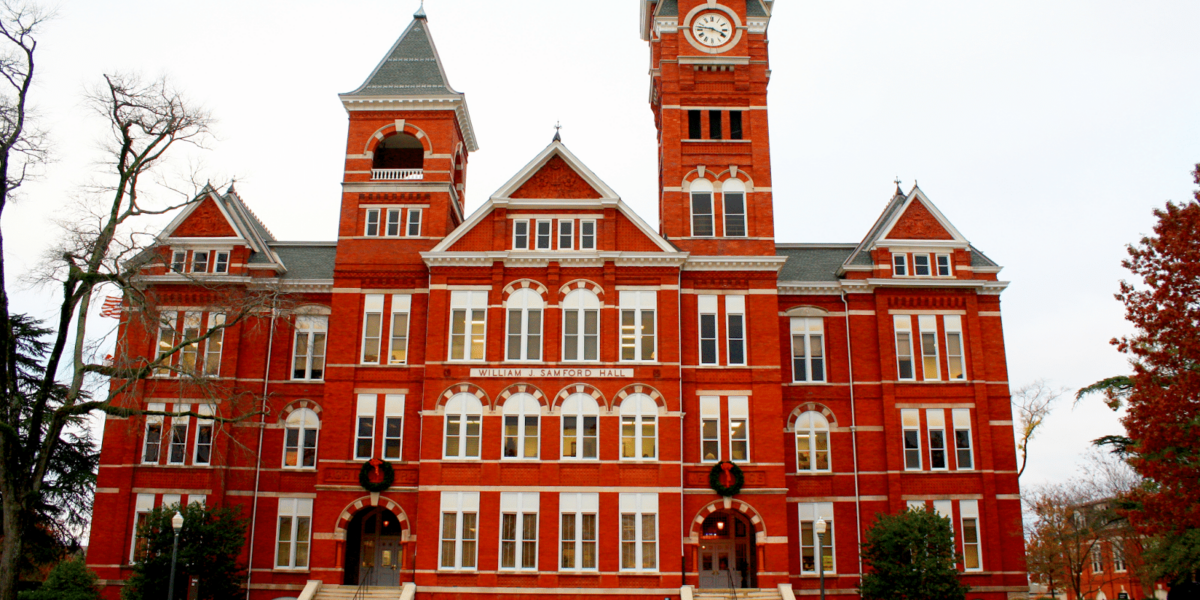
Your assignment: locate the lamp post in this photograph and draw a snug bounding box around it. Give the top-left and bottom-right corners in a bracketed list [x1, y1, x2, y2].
[814, 517, 827, 600]
[168, 511, 184, 600]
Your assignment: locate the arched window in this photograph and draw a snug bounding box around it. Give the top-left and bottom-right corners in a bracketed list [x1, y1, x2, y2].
[562, 289, 600, 362]
[795, 411, 830, 472]
[502, 394, 540, 459]
[561, 393, 600, 460]
[284, 408, 320, 469]
[721, 179, 746, 237]
[620, 394, 658, 460]
[444, 393, 483, 459]
[690, 179, 714, 237]
[506, 289, 543, 362]
[372, 132, 424, 177]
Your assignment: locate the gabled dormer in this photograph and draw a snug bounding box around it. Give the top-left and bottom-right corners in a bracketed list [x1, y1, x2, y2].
[840, 185, 1002, 282]
[150, 184, 283, 278]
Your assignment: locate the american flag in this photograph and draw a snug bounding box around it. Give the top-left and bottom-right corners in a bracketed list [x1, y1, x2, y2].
[99, 295, 123, 319]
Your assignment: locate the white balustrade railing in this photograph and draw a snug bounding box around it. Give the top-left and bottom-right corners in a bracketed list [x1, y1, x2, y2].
[372, 168, 424, 181]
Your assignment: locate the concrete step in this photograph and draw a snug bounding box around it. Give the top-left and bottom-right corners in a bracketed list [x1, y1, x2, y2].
[313, 584, 402, 600]
[694, 591, 783, 600]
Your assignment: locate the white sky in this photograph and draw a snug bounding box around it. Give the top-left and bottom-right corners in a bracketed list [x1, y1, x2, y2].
[5, 0, 1200, 489]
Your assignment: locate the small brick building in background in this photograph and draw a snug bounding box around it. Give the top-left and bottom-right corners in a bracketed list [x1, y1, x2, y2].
[85, 2, 1029, 599]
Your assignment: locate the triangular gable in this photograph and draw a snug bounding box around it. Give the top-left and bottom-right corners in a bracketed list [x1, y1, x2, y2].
[884, 198, 954, 240]
[491, 141, 619, 201]
[510, 155, 603, 200]
[171, 196, 240, 237]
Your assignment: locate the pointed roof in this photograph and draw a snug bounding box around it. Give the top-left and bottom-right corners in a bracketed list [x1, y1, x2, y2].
[160, 185, 275, 254]
[343, 16, 459, 98]
[491, 140, 620, 202]
[841, 185, 970, 269]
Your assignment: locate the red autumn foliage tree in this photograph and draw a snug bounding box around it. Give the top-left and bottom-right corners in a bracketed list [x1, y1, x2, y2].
[1111, 164, 1200, 533]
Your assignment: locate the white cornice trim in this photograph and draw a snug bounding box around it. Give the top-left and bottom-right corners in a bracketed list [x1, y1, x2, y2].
[777, 282, 843, 295]
[421, 251, 689, 270]
[162, 237, 245, 247]
[876, 240, 971, 250]
[338, 95, 479, 153]
[682, 256, 787, 272]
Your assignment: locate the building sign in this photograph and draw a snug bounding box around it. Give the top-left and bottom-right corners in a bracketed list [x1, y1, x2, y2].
[469, 367, 634, 378]
[1118, 594, 1129, 600]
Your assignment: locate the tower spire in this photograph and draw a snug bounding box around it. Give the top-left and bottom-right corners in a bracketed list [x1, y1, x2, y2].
[414, 0, 426, 19]
[553, 121, 562, 143]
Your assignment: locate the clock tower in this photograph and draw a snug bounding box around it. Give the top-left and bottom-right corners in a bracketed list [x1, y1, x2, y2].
[642, 0, 775, 256]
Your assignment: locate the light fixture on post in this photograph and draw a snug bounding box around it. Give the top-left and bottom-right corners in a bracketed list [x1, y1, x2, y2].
[168, 511, 184, 600]
[814, 517, 827, 600]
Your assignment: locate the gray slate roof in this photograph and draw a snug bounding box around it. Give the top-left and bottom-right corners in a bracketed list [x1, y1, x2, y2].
[777, 244, 856, 282]
[343, 17, 459, 97]
[220, 186, 275, 245]
[747, 0, 769, 17]
[249, 243, 337, 280]
[655, 0, 678, 17]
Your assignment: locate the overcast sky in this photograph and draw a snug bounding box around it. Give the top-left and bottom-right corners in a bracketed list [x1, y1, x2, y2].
[5, 0, 1200, 489]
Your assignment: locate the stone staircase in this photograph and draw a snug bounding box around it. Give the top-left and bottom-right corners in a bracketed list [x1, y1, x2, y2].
[691, 587, 786, 600]
[299, 581, 415, 600]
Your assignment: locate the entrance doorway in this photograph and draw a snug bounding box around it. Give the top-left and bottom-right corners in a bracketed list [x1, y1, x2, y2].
[343, 507, 405, 587]
[697, 511, 756, 589]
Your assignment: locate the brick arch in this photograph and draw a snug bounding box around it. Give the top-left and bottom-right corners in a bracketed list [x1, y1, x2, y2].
[362, 122, 433, 156]
[496, 383, 549, 409]
[712, 168, 756, 192]
[681, 169, 715, 191]
[332, 495, 410, 538]
[557, 279, 605, 303]
[437, 383, 490, 410]
[787, 402, 838, 431]
[502, 279, 548, 301]
[689, 498, 767, 540]
[552, 383, 607, 412]
[278, 399, 322, 425]
[613, 384, 666, 412]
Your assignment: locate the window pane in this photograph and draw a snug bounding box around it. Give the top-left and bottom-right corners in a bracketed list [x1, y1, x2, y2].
[461, 513, 477, 568]
[522, 514, 537, 568]
[524, 416, 539, 458]
[441, 513, 457, 567]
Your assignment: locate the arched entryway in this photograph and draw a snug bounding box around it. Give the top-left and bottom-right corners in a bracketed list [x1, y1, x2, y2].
[697, 510, 758, 589]
[343, 507, 406, 587]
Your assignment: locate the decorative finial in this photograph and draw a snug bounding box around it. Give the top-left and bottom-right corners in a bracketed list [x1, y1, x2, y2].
[414, 0, 426, 19]
[553, 121, 562, 143]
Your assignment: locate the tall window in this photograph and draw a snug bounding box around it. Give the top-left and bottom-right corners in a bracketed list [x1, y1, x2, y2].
[698, 295, 718, 365]
[729, 396, 749, 462]
[536, 220, 552, 250]
[562, 289, 599, 362]
[799, 502, 835, 574]
[383, 395, 404, 460]
[619, 291, 656, 362]
[513, 220, 530, 250]
[276, 498, 313, 569]
[726, 296, 746, 365]
[560, 493, 598, 571]
[688, 110, 702, 139]
[919, 315, 940, 380]
[559, 220, 574, 250]
[506, 288, 543, 362]
[913, 254, 931, 276]
[791, 317, 825, 382]
[936, 254, 951, 276]
[191, 251, 209, 273]
[901, 409, 921, 470]
[722, 179, 746, 237]
[619, 493, 658, 572]
[154, 314, 177, 376]
[1091, 544, 1103, 573]
[953, 408, 973, 469]
[292, 316, 327, 380]
[386, 208, 402, 236]
[709, 110, 723, 140]
[179, 312, 201, 375]
[168, 404, 189, 465]
[795, 411, 830, 472]
[620, 394, 657, 460]
[193, 405, 214, 466]
[130, 494, 154, 563]
[170, 251, 186, 273]
[443, 393, 483, 459]
[561, 393, 599, 460]
[700, 396, 720, 462]
[944, 315, 966, 380]
[894, 316, 914, 380]
[390, 294, 411, 365]
[213, 251, 229, 273]
[961, 500, 982, 571]
[580, 220, 596, 250]
[892, 253, 907, 276]
[407, 209, 422, 236]
[440, 492, 479, 570]
[449, 291, 487, 361]
[365, 209, 380, 236]
[500, 492, 539, 571]
[204, 313, 224, 376]
[502, 394, 540, 459]
[1112, 540, 1127, 572]
[361, 294, 384, 364]
[355, 394, 376, 460]
[283, 408, 319, 469]
[690, 179, 715, 236]
[729, 111, 743, 140]
[142, 403, 165, 464]
[927, 409, 947, 470]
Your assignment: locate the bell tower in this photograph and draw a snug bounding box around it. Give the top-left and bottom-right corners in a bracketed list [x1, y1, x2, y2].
[641, 0, 775, 256]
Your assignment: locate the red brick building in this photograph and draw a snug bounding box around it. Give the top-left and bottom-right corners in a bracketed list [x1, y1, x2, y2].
[85, 2, 1028, 599]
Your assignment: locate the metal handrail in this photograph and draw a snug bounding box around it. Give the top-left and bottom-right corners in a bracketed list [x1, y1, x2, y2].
[726, 560, 740, 599]
[353, 566, 374, 600]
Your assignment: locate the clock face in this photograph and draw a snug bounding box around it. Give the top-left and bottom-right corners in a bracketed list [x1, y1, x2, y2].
[692, 13, 733, 47]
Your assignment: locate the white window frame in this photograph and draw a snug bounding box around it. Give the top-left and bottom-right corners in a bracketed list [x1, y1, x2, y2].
[389, 294, 411, 365]
[505, 288, 543, 362]
[559, 493, 599, 571]
[170, 251, 186, 273]
[501, 393, 540, 460]
[790, 317, 825, 382]
[944, 315, 966, 380]
[558, 220, 574, 250]
[729, 396, 749, 463]
[179, 311, 201, 376]
[448, 291, 488, 362]
[619, 291, 656, 362]
[443, 393, 483, 459]
[361, 294, 384, 364]
[892, 253, 907, 276]
[913, 254, 931, 276]
[382, 395, 404, 461]
[799, 502, 835, 574]
[535, 220, 552, 250]
[561, 393, 599, 460]
[365, 208, 381, 236]
[620, 394, 658, 461]
[722, 179, 747, 237]
[191, 250, 209, 274]
[1112, 539, 1127, 572]
[513, 220, 530, 250]
[355, 394, 377, 461]
[894, 315, 914, 381]
[690, 179, 715, 237]
[952, 408, 974, 470]
[167, 404, 190, 465]
[936, 253, 951, 276]
[698, 295, 718, 365]
[580, 220, 596, 250]
[203, 313, 225, 377]
[499, 492, 539, 571]
[619, 493, 658, 572]
[726, 296, 746, 366]
[193, 404, 215, 466]
[407, 208, 422, 236]
[213, 251, 230, 273]
[902, 408, 922, 470]
[961, 500, 982, 571]
[385, 208, 402, 236]
[919, 315, 940, 380]
[291, 316, 327, 380]
[283, 408, 320, 469]
[142, 402, 165, 464]
[927, 408, 947, 471]
[439, 492, 479, 571]
[129, 493, 155, 563]
[795, 410, 830, 473]
[700, 396, 720, 463]
[562, 289, 600, 363]
[275, 498, 313, 570]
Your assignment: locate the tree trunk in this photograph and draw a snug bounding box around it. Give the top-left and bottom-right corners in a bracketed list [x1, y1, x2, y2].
[0, 480, 26, 600]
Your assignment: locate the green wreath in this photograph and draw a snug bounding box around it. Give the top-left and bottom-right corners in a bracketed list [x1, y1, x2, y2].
[708, 461, 745, 497]
[359, 459, 395, 493]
